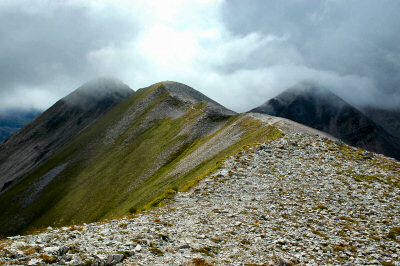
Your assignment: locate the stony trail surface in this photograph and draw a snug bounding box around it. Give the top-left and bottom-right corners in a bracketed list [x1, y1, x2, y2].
[1, 130, 399, 265]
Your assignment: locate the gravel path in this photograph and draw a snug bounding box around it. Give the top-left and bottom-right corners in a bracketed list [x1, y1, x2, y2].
[1, 131, 399, 265]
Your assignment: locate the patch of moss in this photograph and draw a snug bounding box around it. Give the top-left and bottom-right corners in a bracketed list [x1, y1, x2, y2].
[191, 246, 218, 257]
[388, 227, 400, 241]
[351, 174, 381, 183]
[148, 189, 177, 208]
[311, 228, 329, 239]
[312, 204, 328, 211]
[381, 262, 395, 266]
[149, 247, 164, 256]
[240, 239, 251, 245]
[38, 254, 57, 263]
[192, 257, 212, 266]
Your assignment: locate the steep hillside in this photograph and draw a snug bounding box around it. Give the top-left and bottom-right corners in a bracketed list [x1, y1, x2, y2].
[1, 115, 399, 265]
[0, 78, 133, 194]
[250, 82, 400, 160]
[0, 110, 41, 142]
[0, 81, 282, 236]
[362, 106, 400, 139]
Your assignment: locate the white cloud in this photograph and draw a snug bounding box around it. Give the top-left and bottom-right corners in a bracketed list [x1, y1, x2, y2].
[80, 0, 299, 112]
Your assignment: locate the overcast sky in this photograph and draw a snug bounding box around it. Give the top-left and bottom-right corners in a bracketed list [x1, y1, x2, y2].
[1, 0, 399, 112]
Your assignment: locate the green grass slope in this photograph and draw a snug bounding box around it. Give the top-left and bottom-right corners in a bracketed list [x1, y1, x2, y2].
[0, 78, 133, 194]
[0, 82, 282, 235]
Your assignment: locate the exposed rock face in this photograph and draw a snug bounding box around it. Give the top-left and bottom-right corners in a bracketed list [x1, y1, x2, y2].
[163, 81, 234, 118]
[362, 106, 400, 139]
[250, 81, 400, 160]
[0, 119, 399, 265]
[0, 78, 133, 193]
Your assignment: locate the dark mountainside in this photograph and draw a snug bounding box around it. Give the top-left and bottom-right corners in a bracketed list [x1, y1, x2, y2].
[0, 80, 284, 236]
[250, 82, 400, 160]
[0, 78, 133, 194]
[362, 106, 400, 139]
[0, 110, 41, 142]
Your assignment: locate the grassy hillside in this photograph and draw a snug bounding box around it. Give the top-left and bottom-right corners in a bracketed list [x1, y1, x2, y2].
[0, 78, 133, 193]
[0, 82, 282, 235]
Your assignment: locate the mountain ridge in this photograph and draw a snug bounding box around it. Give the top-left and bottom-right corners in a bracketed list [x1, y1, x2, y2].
[362, 106, 400, 139]
[1, 115, 399, 265]
[0, 81, 280, 235]
[250, 81, 400, 160]
[0, 78, 133, 194]
[0, 79, 399, 240]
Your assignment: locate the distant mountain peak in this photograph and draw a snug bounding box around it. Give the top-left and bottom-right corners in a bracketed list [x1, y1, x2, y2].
[0, 79, 134, 194]
[250, 81, 400, 160]
[284, 80, 327, 93]
[63, 77, 133, 107]
[77, 77, 130, 92]
[271, 81, 348, 108]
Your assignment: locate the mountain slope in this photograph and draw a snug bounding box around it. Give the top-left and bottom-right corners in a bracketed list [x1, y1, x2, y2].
[0, 78, 133, 193]
[362, 106, 400, 139]
[0, 110, 41, 142]
[250, 82, 400, 160]
[0, 81, 282, 235]
[1, 119, 399, 265]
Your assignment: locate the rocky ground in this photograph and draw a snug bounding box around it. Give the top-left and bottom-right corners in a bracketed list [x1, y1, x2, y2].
[1, 130, 399, 265]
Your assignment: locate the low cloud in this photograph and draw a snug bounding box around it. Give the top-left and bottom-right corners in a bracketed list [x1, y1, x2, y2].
[0, 0, 136, 110]
[220, 0, 400, 109]
[0, 0, 399, 112]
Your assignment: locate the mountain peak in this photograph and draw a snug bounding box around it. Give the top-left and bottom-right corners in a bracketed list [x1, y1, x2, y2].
[160, 81, 236, 117]
[63, 77, 133, 106]
[0, 79, 134, 194]
[251, 81, 400, 160]
[162, 81, 219, 104]
[273, 81, 347, 108]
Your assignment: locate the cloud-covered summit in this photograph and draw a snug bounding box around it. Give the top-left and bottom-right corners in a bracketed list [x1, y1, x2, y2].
[0, 0, 136, 110]
[221, 0, 400, 109]
[1, 0, 399, 112]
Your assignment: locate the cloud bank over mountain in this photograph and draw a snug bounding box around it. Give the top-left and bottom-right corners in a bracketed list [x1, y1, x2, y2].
[1, 0, 399, 112]
[221, 0, 400, 109]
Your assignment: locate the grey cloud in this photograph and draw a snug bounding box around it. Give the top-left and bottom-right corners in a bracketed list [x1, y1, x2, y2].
[0, 1, 136, 108]
[220, 0, 400, 108]
[1, 0, 399, 113]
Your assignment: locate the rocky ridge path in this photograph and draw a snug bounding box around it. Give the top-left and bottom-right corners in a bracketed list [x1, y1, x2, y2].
[1, 131, 400, 265]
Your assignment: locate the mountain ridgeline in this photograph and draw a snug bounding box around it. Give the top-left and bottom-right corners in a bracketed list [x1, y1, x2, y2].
[1, 81, 399, 265]
[1, 79, 399, 236]
[0, 80, 281, 235]
[362, 106, 400, 139]
[0, 78, 133, 194]
[250, 82, 400, 161]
